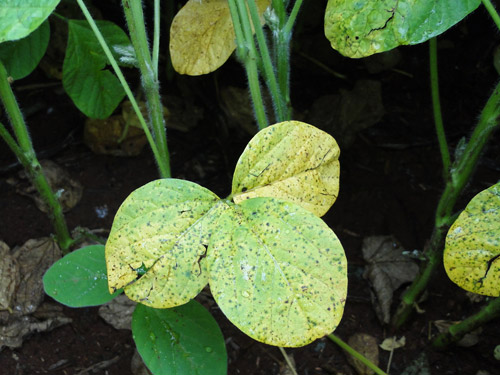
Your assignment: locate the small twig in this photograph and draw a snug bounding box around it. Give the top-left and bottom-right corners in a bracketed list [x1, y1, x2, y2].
[279, 347, 298, 375]
[74, 356, 120, 375]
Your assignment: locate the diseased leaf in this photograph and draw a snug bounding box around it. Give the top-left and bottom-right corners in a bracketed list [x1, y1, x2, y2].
[170, 0, 271, 75]
[105, 179, 224, 308]
[207, 197, 347, 347]
[232, 121, 340, 217]
[43, 245, 121, 307]
[0, 20, 50, 80]
[325, 0, 481, 58]
[63, 20, 131, 119]
[132, 301, 227, 375]
[0, 0, 59, 43]
[444, 182, 500, 297]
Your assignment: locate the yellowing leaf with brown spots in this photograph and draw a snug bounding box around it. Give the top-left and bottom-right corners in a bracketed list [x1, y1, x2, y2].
[170, 0, 271, 76]
[207, 197, 347, 347]
[105, 179, 225, 307]
[444, 182, 500, 297]
[232, 121, 340, 217]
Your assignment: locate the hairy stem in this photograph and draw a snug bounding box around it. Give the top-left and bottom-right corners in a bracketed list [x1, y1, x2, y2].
[228, 0, 268, 129]
[75, 0, 168, 178]
[0, 62, 73, 252]
[432, 297, 500, 349]
[392, 81, 500, 329]
[122, 0, 171, 178]
[429, 37, 450, 181]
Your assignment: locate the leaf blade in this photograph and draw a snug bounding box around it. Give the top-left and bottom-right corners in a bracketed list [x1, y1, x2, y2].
[325, 0, 481, 58]
[43, 245, 121, 307]
[132, 301, 227, 375]
[208, 197, 347, 347]
[444, 182, 500, 297]
[232, 121, 340, 217]
[106, 179, 222, 308]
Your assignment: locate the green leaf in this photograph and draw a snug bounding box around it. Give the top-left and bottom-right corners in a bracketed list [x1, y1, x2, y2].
[43, 245, 121, 307]
[0, 0, 59, 43]
[132, 301, 227, 375]
[0, 20, 49, 79]
[232, 121, 340, 217]
[106, 179, 224, 308]
[63, 20, 131, 119]
[207, 197, 347, 347]
[325, 0, 481, 58]
[444, 182, 500, 297]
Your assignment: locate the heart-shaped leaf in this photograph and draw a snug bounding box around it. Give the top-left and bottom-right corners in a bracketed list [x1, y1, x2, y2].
[63, 20, 131, 119]
[444, 182, 500, 297]
[170, 0, 271, 76]
[0, 20, 50, 80]
[132, 301, 227, 375]
[43, 245, 121, 307]
[106, 179, 223, 308]
[325, 0, 481, 58]
[232, 121, 340, 217]
[208, 197, 347, 347]
[0, 0, 59, 43]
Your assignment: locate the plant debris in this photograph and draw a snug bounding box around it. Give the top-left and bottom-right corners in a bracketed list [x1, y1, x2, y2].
[362, 235, 419, 324]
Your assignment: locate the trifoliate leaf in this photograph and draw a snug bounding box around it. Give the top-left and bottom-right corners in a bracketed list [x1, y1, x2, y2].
[105, 179, 223, 308]
[170, 0, 271, 75]
[232, 121, 340, 217]
[325, 0, 481, 58]
[207, 197, 347, 347]
[444, 182, 500, 297]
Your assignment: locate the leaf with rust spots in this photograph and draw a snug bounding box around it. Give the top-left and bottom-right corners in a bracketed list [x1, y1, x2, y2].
[232, 121, 340, 217]
[325, 0, 481, 58]
[207, 197, 347, 347]
[105, 179, 224, 308]
[170, 0, 271, 75]
[444, 182, 500, 297]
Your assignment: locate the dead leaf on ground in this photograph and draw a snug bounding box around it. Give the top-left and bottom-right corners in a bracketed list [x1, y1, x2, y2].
[0, 241, 19, 312]
[0, 238, 69, 350]
[362, 235, 419, 324]
[0, 302, 71, 350]
[7, 160, 82, 213]
[379, 336, 406, 351]
[306, 80, 384, 148]
[98, 294, 136, 330]
[346, 333, 379, 375]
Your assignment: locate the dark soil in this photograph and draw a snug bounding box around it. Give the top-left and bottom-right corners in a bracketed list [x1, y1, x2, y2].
[1, 2, 499, 374]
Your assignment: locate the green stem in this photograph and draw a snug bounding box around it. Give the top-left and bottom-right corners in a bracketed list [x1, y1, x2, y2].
[433, 297, 500, 349]
[327, 334, 388, 375]
[429, 37, 450, 181]
[247, 0, 286, 121]
[122, 0, 171, 178]
[0, 63, 73, 252]
[228, 0, 268, 129]
[152, 0, 160, 81]
[392, 81, 500, 329]
[75, 0, 169, 178]
[482, 0, 500, 31]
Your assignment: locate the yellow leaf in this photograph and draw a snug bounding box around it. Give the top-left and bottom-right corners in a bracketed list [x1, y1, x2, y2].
[170, 0, 271, 76]
[232, 121, 340, 217]
[444, 182, 500, 297]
